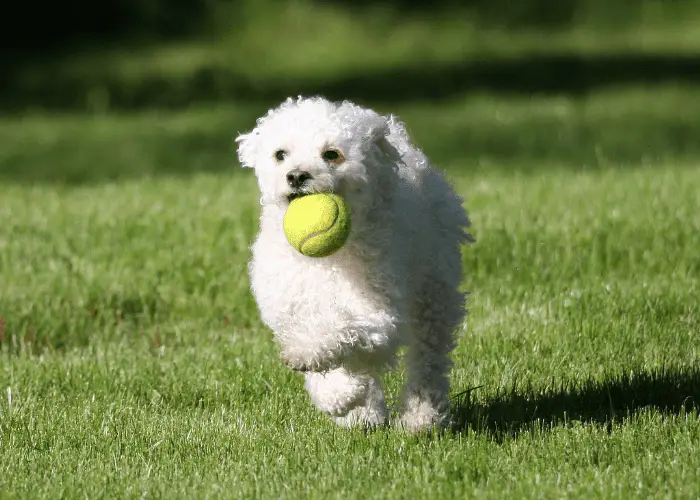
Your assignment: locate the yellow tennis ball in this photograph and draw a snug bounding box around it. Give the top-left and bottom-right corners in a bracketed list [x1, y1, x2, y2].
[283, 193, 351, 257]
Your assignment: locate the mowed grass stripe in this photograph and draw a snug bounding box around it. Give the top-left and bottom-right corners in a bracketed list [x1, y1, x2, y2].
[0, 162, 698, 497]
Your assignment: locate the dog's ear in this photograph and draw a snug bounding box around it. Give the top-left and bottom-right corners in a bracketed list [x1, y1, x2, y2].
[368, 115, 403, 164]
[375, 136, 402, 164]
[235, 130, 258, 168]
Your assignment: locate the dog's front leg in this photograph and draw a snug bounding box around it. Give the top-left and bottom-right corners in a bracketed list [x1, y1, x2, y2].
[305, 368, 388, 428]
[279, 310, 399, 373]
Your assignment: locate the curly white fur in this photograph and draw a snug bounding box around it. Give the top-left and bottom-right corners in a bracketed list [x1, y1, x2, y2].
[237, 96, 473, 432]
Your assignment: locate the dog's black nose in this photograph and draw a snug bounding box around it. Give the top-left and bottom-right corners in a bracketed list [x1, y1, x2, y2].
[286, 169, 313, 188]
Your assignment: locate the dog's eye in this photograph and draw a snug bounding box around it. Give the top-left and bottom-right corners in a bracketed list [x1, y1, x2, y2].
[274, 150, 287, 162]
[322, 149, 344, 164]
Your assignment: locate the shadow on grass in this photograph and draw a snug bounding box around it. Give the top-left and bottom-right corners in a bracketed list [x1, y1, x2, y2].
[451, 366, 700, 440]
[3, 53, 700, 112]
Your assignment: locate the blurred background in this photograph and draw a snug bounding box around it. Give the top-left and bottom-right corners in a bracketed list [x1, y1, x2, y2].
[2, 0, 700, 183]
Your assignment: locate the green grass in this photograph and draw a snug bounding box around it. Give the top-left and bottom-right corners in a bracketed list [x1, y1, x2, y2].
[2, 4, 700, 494]
[1, 96, 699, 497]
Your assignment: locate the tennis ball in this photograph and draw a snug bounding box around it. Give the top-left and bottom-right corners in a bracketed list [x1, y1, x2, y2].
[283, 193, 351, 257]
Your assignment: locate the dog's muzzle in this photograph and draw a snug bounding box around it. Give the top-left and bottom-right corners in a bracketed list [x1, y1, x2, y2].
[286, 169, 313, 189]
[285, 169, 315, 202]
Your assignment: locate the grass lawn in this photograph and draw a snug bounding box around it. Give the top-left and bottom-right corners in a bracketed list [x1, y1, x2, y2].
[1, 87, 699, 498]
[2, 5, 700, 494]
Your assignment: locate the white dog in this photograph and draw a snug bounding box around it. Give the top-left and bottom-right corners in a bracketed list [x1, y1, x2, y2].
[237, 96, 472, 431]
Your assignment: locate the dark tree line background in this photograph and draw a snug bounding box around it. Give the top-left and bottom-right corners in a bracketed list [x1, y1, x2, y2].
[2, 0, 697, 113]
[4, 0, 682, 52]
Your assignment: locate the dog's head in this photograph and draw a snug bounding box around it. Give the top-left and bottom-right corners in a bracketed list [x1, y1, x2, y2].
[236, 97, 402, 213]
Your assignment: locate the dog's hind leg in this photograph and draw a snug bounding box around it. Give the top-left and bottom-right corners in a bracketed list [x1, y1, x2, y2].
[305, 368, 388, 428]
[398, 280, 465, 432]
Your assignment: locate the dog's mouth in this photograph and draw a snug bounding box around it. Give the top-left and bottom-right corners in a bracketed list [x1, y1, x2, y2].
[286, 191, 308, 203]
[285, 185, 338, 204]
